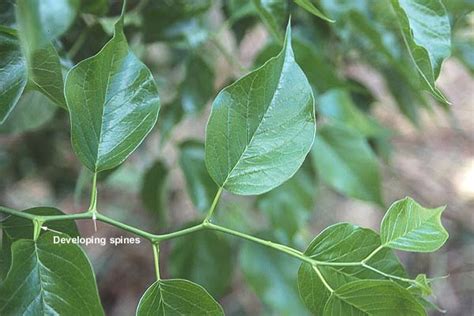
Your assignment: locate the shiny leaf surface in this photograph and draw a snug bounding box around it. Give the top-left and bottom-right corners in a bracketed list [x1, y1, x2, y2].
[205, 24, 315, 195]
[0, 232, 104, 315]
[0, 27, 27, 124]
[65, 16, 160, 172]
[136, 279, 224, 315]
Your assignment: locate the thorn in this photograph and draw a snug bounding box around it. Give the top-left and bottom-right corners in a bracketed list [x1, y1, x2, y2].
[92, 212, 97, 232]
[41, 226, 48, 231]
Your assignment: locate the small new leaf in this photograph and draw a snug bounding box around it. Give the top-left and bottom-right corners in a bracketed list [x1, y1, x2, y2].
[65, 15, 160, 172]
[381, 197, 448, 252]
[136, 279, 224, 315]
[205, 23, 315, 195]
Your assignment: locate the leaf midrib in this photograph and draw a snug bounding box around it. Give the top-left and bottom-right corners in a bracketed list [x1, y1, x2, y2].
[222, 44, 289, 188]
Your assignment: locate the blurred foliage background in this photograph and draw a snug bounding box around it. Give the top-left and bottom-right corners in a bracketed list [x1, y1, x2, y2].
[0, 0, 473, 315]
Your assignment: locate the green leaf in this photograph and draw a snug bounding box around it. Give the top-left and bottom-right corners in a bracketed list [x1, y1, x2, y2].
[15, 0, 68, 108]
[142, 0, 211, 43]
[240, 238, 310, 315]
[0, 27, 27, 124]
[181, 54, 215, 114]
[158, 100, 184, 144]
[257, 161, 315, 243]
[294, 0, 335, 23]
[318, 89, 387, 138]
[298, 223, 408, 315]
[391, 0, 451, 104]
[35, 0, 79, 40]
[141, 160, 169, 228]
[170, 228, 233, 297]
[65, 16, 160, 172]
[0, 90, 56, 135]
[324, 280, 425, 315]
[380, 197, 448, 252]
[311, 124, 383, 205]
[205, 23, 316, 195]
[0, 207, 80, 279]
[81, 0, 109, 16]
[136, 279, 224, 315]
[179, 140, 218, 214]
[253, 0, 287, 41]
[0, 232, 104, 315]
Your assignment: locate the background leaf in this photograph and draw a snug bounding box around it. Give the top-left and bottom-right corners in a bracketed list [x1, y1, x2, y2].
[65, 17, 160, 172]
[294, 0, 335, 22]
[391, 0, 451, 103]
[141, 160, 169, 229]
[311, 124, 383, 205]
[136, 279, 224, 315]
[170, 228, 234, 297]
[15, 0, 67, 108]
[253, 0, 287, 41]
[380, 197, 449, 252]
[179, 140, 218, 214]
[205, 24, 315, 195]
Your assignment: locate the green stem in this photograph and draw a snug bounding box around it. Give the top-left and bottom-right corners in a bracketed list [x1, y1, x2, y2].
[152, 243, 161, 280]
[209, 37, 246, 72]
[88, 173, 98, 212]
[204, 222, 314, 265]
[0, 205, 420, 287]
[203, 187, 223, 223]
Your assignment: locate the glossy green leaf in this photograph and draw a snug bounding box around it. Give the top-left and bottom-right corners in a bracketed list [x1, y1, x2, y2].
[253, 0, 287, 41]
[170, 229, 233, 297]
[136, 279, 224, 315]
[391, 0, 451, 104]
[0, 232, 104, 315]
[65, 15, 160, 172]
[381, 197, 448, 252]
[141, 160, 169, 228]
[15, 0, 67, 108]
[257, 161, 315, 243]
[179, 140, 218, 213]
[0, 90, 56, 135]
[240, 238, 310, 315]
[323, 280, 425, 315]
[318, 89, 387, 138]
[181, 54, 215, 114]
[0, 27, 27, 124]
[311, 124, 383, 205]
[0, 207, 80, 279]
[205, 24, 316, 195]
[298, 223, 408, 315]
[294, 0, 335, 22]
